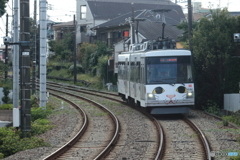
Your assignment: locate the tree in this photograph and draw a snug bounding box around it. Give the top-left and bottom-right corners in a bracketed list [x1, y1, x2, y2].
[2, 86, 10, 104]
[48, 31, 74, 61]
[0, 0, 8, 17]
[77, 41, 111, 75]
[192, 8, 240, 108]
[176, 21, 199, 46]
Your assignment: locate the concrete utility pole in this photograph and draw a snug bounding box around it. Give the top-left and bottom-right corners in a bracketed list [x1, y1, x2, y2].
[13, 0, 19, 111]
[20, 0, 31, 135]
[32, 0, 37, 94]
[131, 3, 135, 44]
[39, 0, 47, 107]
[188, 0, 193, 52]
[73, 15, 77, 84]
[4, 14, 8, 80]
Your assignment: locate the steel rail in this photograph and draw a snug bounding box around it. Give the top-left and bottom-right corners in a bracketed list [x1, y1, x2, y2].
[43, 92, 88, 160]
[45, 86, 120, 160]
[47, 81, 164, 160]
[183, 117, 212, 160]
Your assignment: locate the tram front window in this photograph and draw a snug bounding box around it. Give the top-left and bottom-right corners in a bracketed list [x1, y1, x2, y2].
[146, 56, 192, 84]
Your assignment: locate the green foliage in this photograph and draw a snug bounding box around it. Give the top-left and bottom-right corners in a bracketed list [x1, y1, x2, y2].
[31, 107, 52, 122]
[191, 8, 240, 108]
[176, 21, 199, 44]
[31, 119, 55, 136]
[0, 0, 8, 17]
[203, 100, 221, 116]
[68, 64, 84, 75]
[229, 154, 240, 160]
[77, 41, 112, 75]
[222, 119, 229, 126]
[0, 127, 50, 158]
[77, 42, 97, 73]
[0, 61, 8, 77]
[222, 115, 240, 126]
[0, 104, 12, 110]
[0, 79, 12, 88]
[30, 95, 39, 108]
[48, 31, 74, 61]
[1, 87, 10, 104]
[97, 55, 108, 79]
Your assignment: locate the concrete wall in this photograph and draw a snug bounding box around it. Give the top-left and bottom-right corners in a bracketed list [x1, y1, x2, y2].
[0, 110, 12, 121]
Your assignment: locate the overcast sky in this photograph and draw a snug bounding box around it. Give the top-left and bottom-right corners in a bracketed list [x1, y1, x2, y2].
[0, 0, 239, 46]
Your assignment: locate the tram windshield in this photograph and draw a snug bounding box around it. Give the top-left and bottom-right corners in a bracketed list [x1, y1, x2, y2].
[146, 56, 193, 84]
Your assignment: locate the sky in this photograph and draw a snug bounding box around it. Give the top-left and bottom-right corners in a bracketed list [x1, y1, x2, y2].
[0, 0, 240, 46]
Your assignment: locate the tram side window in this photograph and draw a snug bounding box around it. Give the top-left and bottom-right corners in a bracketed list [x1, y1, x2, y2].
[124, 62, 128, 80]
[136, 62, 140, 83]
[130, 62, 135, 82]
[118, 62, 125, 79]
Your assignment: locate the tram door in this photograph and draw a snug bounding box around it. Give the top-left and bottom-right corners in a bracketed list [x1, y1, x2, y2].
[124, 58, 129, 98]
[140, 57, 145, 100]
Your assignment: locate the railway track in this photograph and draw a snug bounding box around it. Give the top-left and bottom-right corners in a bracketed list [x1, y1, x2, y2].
[42, 82, 164, 159]
[46, 82, 214, 159]
[42, 86, 120, 159]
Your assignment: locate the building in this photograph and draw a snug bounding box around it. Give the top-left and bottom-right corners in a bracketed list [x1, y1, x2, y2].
[52, 21, 75, 40]
[76, 0, 178, 45]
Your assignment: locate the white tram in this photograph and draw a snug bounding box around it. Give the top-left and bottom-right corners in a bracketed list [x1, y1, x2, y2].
[117, 40, 195, 114]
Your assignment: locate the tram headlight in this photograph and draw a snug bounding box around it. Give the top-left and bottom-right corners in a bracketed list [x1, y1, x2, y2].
[147, 93, 156, 100]
[187, 91, 194, 98]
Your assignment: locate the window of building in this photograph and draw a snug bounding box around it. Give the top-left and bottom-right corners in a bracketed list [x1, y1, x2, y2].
[80, 5, 87, 19]
[80, 26, 87, 33]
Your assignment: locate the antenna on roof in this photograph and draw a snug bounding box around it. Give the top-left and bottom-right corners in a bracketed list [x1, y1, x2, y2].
[151, 9, 171, 40]
[135, 18, 145, 43]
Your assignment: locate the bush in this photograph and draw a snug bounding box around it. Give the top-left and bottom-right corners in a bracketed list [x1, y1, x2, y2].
[30, 95, 39, 108]
[1, 87, 10, 104]
[222, 115, 240, 126]
[0, 127, 50, 158]
[0, 104, 12, 110]
[31, 107, 52, 122]
[203, 100, 221, 116]
[31, 119, 55, 136]
[0, 153, 3, 159]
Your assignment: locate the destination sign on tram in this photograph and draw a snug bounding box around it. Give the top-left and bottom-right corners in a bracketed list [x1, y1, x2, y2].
[160, 57, 177, 62]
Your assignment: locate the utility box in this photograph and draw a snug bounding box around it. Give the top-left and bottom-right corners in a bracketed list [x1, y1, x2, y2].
[13, 108, 20, 127]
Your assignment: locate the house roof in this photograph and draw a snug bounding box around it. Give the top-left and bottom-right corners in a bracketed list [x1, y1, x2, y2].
[52, 21, 74, 28]
[88, 1, 178, 20]
[92, 4, 184, 40]
[86, 0, 174, 5]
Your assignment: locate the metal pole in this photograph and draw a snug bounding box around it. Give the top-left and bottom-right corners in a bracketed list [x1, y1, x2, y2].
[73, 15, 77, 84]
[20, 0, 31, 136]
[4, 14, 8, 80]
[32, 0, 37, 94]
[39, 0, 47, 107]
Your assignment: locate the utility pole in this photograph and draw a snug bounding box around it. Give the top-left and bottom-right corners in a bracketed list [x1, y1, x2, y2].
[73, 15, 77, 84]
[188, 0, 193, 52]
[4, 14, 8, 80]
[20, 0, 31, 136]
[32, 0, 37, 94]
[39, 0, 47, 107]
[131, 3, 135, 44]
[12, 0, 19, 111]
